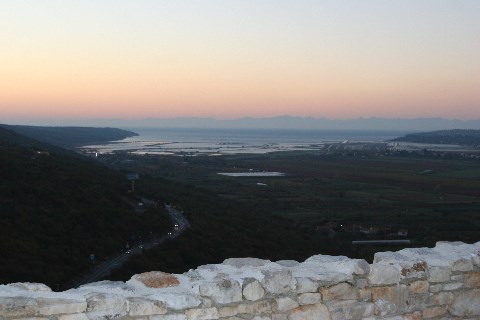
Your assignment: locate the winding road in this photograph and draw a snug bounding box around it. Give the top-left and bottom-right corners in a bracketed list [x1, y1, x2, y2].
[68, 204, 189, 288]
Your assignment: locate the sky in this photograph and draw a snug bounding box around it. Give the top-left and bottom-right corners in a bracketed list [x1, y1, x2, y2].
[1, 0, 479, 122]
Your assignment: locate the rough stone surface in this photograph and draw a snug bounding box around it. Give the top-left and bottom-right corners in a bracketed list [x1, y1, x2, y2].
[428, 267, 451, 283]
[448, 288, 480, 317]
[57, 314, 90, 320]
[218, 300, 272, 317]
[37, 297, 87, 316]
[273, 297, 299, 312]
[0, 297, 38, 318]
[429, 291, 455, 307]
[465, 270, 480, 288]
[443, 282, 463, 291]
[261, 270, 293, 294]
[132, 271, 180, 288]
[85, 293, 127, 319]
[127, 297, 167, 316]
[452, 258, 474, 272]
[0, 241, 479, 320]
[242, 279, 265, 301]
[8, 283, 52, 292]
[297, 293, 321, 305]
[185, 307, 219, 320]
[407, 281, 428, 294]
[321, 283, 358, 301]
[371, 285, 408, 317]
[199, 279, 242, 304]
[295, 277, 319, 293]
[368, 264, 400, 285]
[422, 306, 447, 318]
[289, 303, 330, 320]
[151, 314, 188, 320]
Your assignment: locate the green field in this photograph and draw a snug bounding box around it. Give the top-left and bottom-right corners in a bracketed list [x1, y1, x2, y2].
[104, 150, 480, 277]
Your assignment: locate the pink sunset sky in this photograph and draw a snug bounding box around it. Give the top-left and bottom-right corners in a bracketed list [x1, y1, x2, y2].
[1, 1, 479, 122]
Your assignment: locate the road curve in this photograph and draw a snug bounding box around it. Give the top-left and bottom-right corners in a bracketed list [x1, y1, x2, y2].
[67, 204, 189, 289]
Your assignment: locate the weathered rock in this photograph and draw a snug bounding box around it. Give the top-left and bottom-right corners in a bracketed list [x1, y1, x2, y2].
[295, 277, 318, 293]
[185, 307, 219, 320]
[448, 288, 480, 317]
[321, 282, 358, 301]
[428, 267, 451, 283]
[37, 297, 87, 316]
[465, 271, 480, 288]
[85, 293, 127, 319]
[272, 314, 288, 320]
[402, 311, 422, 320]
[452, 258, 473, 272]
[429, 291, 455, 307]
[355, 278, 368, 289]
[407, 281, 428, 294]
[218, 300, 272, 317]
[358, 288, 371, 302]
[297, 293, 321, 305]
[0, 296, 38, 318]
[422, 306, 447, 318]
[429, 284, 443, 293]
[57, 314, 90, 320]
[132, 271, 180, 288]
[242, 279, 265, 301]
[368, 264, 400, 285]
[406, 293, 429, 312]
[150, 314, 188, 320]
[304, 255, 370, 275]
[273, 297, 299, 312]
[443, 282, 463, 291]
[371, 285, 408, 317]
[127, 297, 167, 316]
[149, 294, 201, 310]
[276, 260, 300, 267]
[223, 258, 271, 268]
[8, 282, 52, 292]
[345, 302, 374, 320]
[261, 270, 293, 294]
[289, 303, 330, 320]
[199, 278, 242, 304]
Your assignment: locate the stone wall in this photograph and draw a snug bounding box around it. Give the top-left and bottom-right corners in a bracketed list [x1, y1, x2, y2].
[1, 241, 479, 320]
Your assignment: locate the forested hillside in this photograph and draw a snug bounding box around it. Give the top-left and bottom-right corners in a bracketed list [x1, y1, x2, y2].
[392, 129, 480, 146]
[0, 124, 137, 148]
[0, 127, 169, 288]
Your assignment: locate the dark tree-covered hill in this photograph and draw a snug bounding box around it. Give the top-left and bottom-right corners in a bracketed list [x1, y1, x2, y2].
[0, 127, 169, 288]
[0, 124, 137, 148]
[391, 129, 480, 147]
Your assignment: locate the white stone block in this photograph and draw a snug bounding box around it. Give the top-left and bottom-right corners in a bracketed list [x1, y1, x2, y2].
[295, 277, 318, 293]
[261, 270, 293, 294]
[243, 279, 265, 301]
[85, 293, 127, 320]
[274, 297, 299, 312]
[127, 297, 167, 316]
[367, 264, 400, 285]
[199, 279, 242, 304]
[297, 293, 321, 305]
[185, 307, 219, 320]
[37, 297, 87, 316]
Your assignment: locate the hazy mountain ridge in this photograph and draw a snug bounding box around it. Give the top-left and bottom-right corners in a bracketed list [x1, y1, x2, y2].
[5, 116, 480, 131]
[392, 129, 480, 147]
[0, 124, 138, 148]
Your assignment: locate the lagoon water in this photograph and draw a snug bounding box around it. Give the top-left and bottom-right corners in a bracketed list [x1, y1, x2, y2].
[81, 128, 407, 155]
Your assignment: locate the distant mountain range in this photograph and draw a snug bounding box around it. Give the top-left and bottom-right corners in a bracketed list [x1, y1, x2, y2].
[4, 116, 480, 131]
